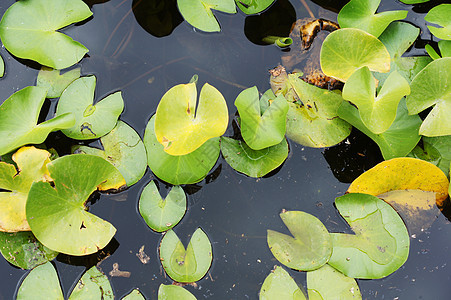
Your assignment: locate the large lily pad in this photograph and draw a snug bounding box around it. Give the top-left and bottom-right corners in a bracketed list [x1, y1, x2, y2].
[0, 0, 92, 69]
[72, 121, 147, 186]
[320, 28, 390, 82]
[139, 181, 186, 232]
[159, 228, 212, 283]
[0, 86, 75, 156]
[259, 266, 307, 300]
[338, 98, 421, 160]
[68, 266, 114, 299]
[26, 155, 125, 256]
[144, 116, 220, 185]
[177, 0, 236, 32]
[154, 78, 228, 156]
[342, 67, 410, 134]
[220, 137, 288, 178]
[235, 86, 288, 150]
[56, 76, 124, 140]
[425, 4, 451, 40]
[0, 146, 51, 232]
[267, 211, 332, 271]
[16, 262, 64, 300]
[328, 193, 410, 279]
[337, 0, 407, 37]
[158, 284, 197, 300]
[37, 67, 81, 98]
[307, 264, 362, 300]
[406, 57, 451, 136]
[236, 0, 276, 15]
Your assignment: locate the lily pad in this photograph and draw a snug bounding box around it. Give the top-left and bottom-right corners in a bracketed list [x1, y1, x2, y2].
[177, 0, 236, 32]
[425, 4, 451, 40]
[0, 146, 51, 232]
[328, 193, 410, 279]
[220, 137, 288, 178]
[16, 262, 64, 300]
[154, 78, 228, 156]
[68, 266, 114, 299]
[399, 0, 429, 3]
[159, 228, 212, 283]
[26, 154, 125, 256]
[267, 211, 332, 271]
[0, 86, 75, 156]
[73, 120, 147, 186]
[338, 98, 421, 160]
[0, 0, 92, 69]
[56, 75, 124, 140]
[235, 86, 288, 150]
[320, 28, 391, 82]
[0, 231, 58, 269]
[406, 57, 451, 136]
[410, 135, 451, 175]
[158, 284, 197, 300]
[0, 53, 4, 77]
[236, 0, 276, 15]
[342, 67, 410, 134]
[259, 266, 307, 300]
[122, 289, 146, 300]
[139, 181, 186, 232]
[307, 264, 362, 300]
[337, 0, 407, 38]
[37, 67, 81, 98]
[144, 116, 220, 185]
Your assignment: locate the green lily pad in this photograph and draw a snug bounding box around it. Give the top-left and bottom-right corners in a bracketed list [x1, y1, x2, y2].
[320, 28, 391, 82]
[68, 266, 114, 299]
[154, 78, 228, 156]
[122, 289, 146, 300]
[0, 86, 75, 156]
[235, 86, 288, 150]
[158, 284, 197, 300]
[342, 67, 410, 134]
[177, 0, 236, 32]
[338, 98, 421, 160]
[410, 135, 451, 175]
[338, 0, 407, 37]
[72, 120, 147, 186]
[144, 116, 220, 185]
[328, 193, 410, 279]
[0, 146, 51, 232]
[0, 53, 4, 77]
[425, 4, 451, 40]
[159, 228, 212, 283]
[307, 264, 362, 300]
[139, 181, 186, 232]
[0, 0, 92, 69]
[16, 262, 64, 300]
[220, 137, 288, 178]
[26, 155, 125, 256]
[267, 211, 332, 271]
[399, 0, 429, 3]
[259, 266, 307, 300]
[0, 231, 58, 269]
[37, 67, 81, 98]
[236, 0, 276, 15]
[56, 75, 124, 140]
[406, 57, 451, 136]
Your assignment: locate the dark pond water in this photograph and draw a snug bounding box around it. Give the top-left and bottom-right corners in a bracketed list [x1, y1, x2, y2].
[1, 0, 451, 299]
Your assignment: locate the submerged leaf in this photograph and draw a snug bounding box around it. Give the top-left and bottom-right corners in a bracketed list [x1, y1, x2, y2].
[16, 262, 64, 300]
[158, 284, 197, 300]
[68, 266, 114, 299]
[236, 0, 275, 15]
[425, 4, 451, 40]
[260, 266, 307, 300]
[37, 67, 81, 98]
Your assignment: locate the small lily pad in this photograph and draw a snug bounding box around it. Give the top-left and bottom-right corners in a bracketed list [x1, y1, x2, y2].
[73, 120, 147, 186]
[144, 116, 220, 185]
[68, 266, 114, 299]
[26, 155, 125, 256]
[410, 135, 451, 175]
[425, 4, 451, 40]
[158, 284, 197, 300]
[139, 181, 186, 232]
[236, 0, 276, 15]
[0, 0, 92, 69]
[159, 228, 212, 283]
[16, 262, 64, 300]
[0, 53, 4, 77]
[122, 289, 146, 300]
[320, 28, 390, 82]
[328, 193, 410, 279]
[235, 86, 288, 150]
[338, 0, 407, 37]
[154, 78, 228, 155]
[56, 75, 124, 140]
[267, 211, 332, 271]
[307, 264, 362, 300]
[177, 0, 236, 32]
[37, 67, 81, 98]
[0, 86, 75, 156]
[260, 266, 307, 300]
